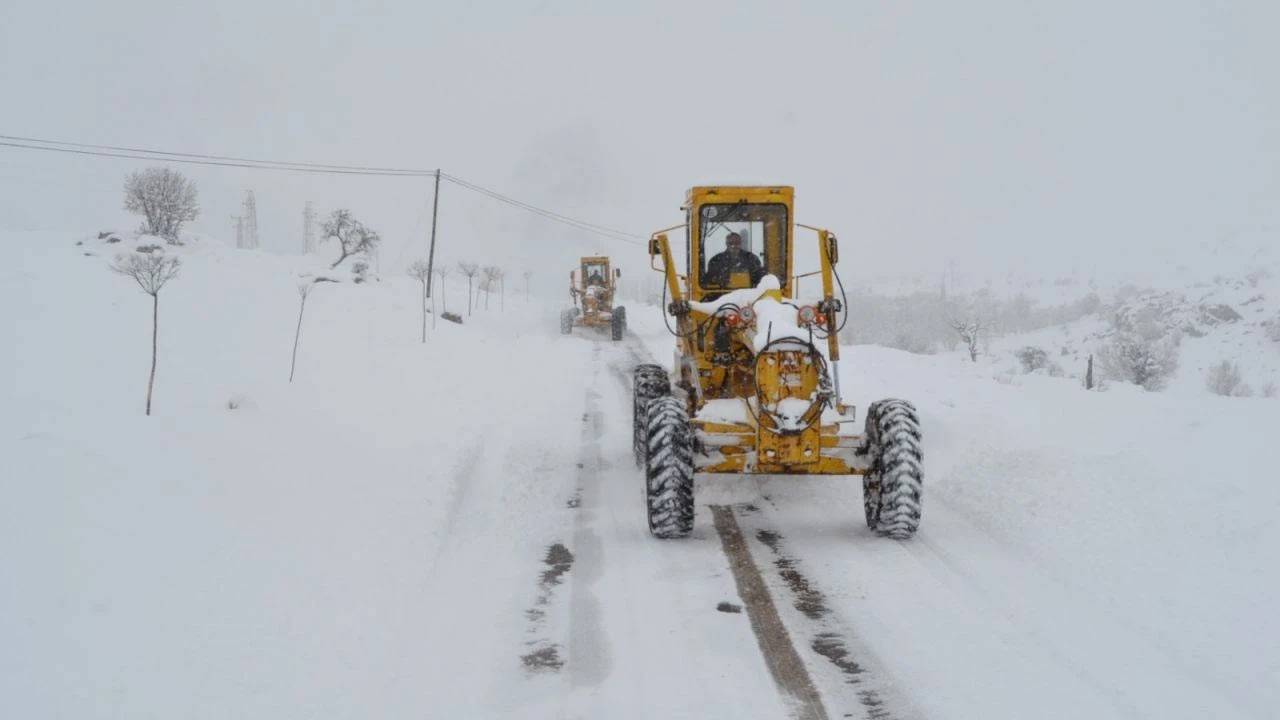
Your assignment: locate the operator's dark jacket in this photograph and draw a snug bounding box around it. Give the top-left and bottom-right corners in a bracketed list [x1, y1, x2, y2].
[704, 250, 764, 287]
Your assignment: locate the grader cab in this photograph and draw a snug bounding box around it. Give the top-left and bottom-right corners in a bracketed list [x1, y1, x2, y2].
[561, 256, 627, 340]
[634, 186, 923, 539]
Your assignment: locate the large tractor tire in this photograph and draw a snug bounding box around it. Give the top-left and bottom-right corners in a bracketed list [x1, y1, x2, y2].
[632, 364, 670, 466]
[862, 399, 923, 539]
[559, 308, 577, 335]
[611, 306, 627, 341]
[644, 396, 694, 538]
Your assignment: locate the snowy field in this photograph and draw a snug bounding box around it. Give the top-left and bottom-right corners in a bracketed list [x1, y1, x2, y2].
[3, 231, 1278, 719]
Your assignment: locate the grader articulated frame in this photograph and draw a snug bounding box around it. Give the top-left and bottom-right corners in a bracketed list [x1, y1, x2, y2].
[633, 186, 923, 539]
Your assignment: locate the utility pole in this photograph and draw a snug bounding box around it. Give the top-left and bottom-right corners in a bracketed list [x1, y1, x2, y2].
[231, 214, 244, 249]
[425, 169, 442, 297]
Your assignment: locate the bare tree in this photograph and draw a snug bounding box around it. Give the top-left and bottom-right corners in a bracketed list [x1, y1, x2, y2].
[123, 167, 199, 243]
[458, 262, 479, 316]
[481, 265, 503, 311]
[321, 209, 380, 269]
[289, 278, 334, 382]
[111, 252, 181, 414]
[947, 316, 985, 362]
[408, 260, 431, 342]
[946, 297, 991, 362]
[433, 265, 451, 312]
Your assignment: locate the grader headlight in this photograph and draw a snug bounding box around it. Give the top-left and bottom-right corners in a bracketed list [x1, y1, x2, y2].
[797, 305, 817, 325]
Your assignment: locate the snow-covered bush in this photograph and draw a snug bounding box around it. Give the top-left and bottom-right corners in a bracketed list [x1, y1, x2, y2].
[1205, 361, 1246, 396]
[1098, 332, 1179, 391]
[351, 261, 370, 284]
[891, 332, 934, 355]
[1263, 382, 1278, 399]
[1265, 317, 1280, 343]
[1016, 346, 1049, 373]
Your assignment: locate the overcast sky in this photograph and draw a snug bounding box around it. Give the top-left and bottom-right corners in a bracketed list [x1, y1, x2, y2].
[2, 0, 1277, 290]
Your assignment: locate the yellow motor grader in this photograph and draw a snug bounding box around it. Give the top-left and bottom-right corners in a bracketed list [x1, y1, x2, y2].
[634, 186, 923, 539]
[561, 256, 627, 341]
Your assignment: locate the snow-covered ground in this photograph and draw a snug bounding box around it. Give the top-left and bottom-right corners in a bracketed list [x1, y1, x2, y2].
[3, 231, 1278, 719]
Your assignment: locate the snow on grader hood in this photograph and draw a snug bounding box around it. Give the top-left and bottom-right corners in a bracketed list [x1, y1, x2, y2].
[632, 185, 924, 541]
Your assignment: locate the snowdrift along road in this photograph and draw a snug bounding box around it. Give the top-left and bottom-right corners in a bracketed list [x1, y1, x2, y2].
[2, 232, 1278, 719]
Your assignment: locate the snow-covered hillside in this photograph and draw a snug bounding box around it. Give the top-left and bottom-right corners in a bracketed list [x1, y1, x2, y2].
[3, 231, 1278, 719]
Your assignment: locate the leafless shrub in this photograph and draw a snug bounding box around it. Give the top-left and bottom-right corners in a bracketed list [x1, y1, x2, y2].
[110, 252, 181, 415]
[1205, 361, 1245, 396]
[1098, 332, 1180, 391]
[123, 167, 199, 243]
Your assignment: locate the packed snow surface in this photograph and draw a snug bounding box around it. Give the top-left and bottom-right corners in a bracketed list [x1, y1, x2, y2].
[3, 231, 1278, 719]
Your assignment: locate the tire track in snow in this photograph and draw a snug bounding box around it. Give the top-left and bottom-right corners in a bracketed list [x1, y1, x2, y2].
[711, 505, 830, 720]
[565, 345, 612, 688]
[743, 514, 905, 720]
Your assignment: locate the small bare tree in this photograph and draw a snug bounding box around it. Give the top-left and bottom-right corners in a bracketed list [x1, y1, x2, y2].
[321, 209, 380, 269]
[947, 316, 985, 362]
[433, 265, 451, 312]
[458, 262, 479, 316]
[123, 167, 199, 243]
[111, 252, 181, 415]
[481, 265, 503, 311]
[290, 278, 334, 382]
[408, 260, 431, 341]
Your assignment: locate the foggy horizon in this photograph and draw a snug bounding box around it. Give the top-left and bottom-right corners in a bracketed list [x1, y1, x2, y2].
[3, 0, 1278, 287]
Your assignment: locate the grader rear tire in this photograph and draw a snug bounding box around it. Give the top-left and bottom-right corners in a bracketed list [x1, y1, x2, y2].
[559, 308, 576, 335]
[611, 306, 627, 341]
[863, 399, 923, 539]
[632, 364, 670, 466]
[644, 396, 694, 538]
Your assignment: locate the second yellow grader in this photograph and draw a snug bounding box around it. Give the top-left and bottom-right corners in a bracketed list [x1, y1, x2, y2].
[561, 256, 627, 341]
[635, 186, 924, 539]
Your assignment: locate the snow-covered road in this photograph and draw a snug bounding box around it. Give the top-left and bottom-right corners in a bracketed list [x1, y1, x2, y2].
[3, 232, 1277, 719]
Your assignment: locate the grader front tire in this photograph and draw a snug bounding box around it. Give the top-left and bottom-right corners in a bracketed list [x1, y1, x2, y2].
[633, 364, 670, 466]
[559, 308, 576, 335]
[644, 396, 694, 538]
[863, 399, 923, 539]
[611, 306, 627, 341]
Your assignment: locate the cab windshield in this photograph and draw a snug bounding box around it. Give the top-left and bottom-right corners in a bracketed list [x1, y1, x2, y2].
[582, 262, 607, 286]
[698, 203, 788, 291]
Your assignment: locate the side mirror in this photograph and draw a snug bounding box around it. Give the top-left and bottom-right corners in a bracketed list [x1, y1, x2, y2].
[615, 268, 621, 278]
[826, 234, 839, 265]
[649, 238, 660, 256]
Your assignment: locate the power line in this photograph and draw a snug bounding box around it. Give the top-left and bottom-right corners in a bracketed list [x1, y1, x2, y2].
[441, 173, 645, 245]
[0, 133, 434, 175]
[0, 133, 647, 244]
[0, 139, 433, 177]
